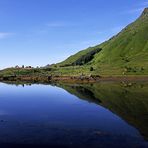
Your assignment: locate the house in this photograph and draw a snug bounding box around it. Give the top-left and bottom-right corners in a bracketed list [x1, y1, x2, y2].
[15, 65, 20, 69]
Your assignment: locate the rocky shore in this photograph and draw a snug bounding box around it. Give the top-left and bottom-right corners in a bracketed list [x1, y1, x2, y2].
[0, 75, 148, 83]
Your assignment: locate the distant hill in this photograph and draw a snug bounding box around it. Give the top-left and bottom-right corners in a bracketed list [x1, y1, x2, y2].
[57, 8, 148, 76]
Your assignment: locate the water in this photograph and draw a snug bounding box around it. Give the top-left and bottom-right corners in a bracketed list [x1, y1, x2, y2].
[0, 82, 147, 148]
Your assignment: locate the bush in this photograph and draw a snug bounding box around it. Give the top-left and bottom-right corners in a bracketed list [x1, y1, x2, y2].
[90, 67, 94, 71]
[72, 48, 102, 66]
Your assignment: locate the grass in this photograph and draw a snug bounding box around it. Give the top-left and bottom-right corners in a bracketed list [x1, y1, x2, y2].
[54, 8, 148, 76]
[0, 8, 148, 78]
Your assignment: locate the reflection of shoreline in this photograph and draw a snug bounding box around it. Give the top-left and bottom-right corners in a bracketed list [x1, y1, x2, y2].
[0, 81, 148, 140]
[56, 82, 148, 140]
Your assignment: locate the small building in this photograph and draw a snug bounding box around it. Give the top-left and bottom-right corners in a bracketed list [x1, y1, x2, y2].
[15, 65, 20, 69]
[25, 66, 33, 69]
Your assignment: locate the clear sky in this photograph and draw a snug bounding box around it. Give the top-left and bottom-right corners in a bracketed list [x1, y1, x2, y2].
[0, 0, 148, 69]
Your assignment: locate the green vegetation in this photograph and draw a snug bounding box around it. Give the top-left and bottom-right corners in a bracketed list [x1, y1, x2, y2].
[55, 8, 148, 76]
[0, 8, 148, 78]
[0, 67, 54, 82]
[59, 47, 102, 67]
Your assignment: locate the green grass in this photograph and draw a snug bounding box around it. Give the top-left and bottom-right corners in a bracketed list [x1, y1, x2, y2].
[0, 8, 148, 77]
[55, 8, 148, 76]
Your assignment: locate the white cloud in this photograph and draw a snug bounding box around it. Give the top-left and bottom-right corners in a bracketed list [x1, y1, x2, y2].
[46, 22, 76, 28]
[139, 1, 148, 6]
[0, 32, 13, 39]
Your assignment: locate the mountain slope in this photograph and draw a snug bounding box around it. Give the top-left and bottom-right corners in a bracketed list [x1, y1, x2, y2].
[0, 8, 148, 78]
[57, 8, 148, 76]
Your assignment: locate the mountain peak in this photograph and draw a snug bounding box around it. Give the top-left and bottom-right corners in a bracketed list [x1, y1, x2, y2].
[141, 8, 148, 16]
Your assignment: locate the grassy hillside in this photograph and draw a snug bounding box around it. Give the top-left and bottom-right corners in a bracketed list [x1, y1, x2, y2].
[56, 8, 148, 76]
[58, 46, 102, 67]
[0, 8, 148, 78]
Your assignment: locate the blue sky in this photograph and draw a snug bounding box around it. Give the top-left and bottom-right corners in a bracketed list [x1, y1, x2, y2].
[0, 0, 148, 69]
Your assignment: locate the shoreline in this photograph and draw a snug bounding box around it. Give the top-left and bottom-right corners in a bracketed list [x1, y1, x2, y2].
[0, 75, 148, 83]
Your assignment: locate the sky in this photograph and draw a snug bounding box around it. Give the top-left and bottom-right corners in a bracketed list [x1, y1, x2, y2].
[0, 0, 148, 69]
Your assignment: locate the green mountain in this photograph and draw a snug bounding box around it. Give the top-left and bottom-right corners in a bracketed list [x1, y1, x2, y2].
[56, 8, 148, 76]
[0, 8, 148, 78]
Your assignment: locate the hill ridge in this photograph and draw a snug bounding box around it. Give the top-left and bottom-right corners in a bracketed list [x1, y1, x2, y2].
[55, 8, 148, 76]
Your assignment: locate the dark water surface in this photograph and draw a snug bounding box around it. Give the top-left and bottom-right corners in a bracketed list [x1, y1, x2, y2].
[0, 82, 148, 148]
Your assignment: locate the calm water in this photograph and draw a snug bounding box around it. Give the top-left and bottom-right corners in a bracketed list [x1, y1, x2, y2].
[0, 82, 148, 148]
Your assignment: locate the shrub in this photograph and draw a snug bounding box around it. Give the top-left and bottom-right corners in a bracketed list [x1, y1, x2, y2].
[90, 67, 94, 71]
[72, 48, 102, 66]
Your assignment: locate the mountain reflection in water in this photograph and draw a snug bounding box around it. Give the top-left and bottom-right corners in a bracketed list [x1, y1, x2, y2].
[56, 82, 148, 140]
[0, 81, 147, 148]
